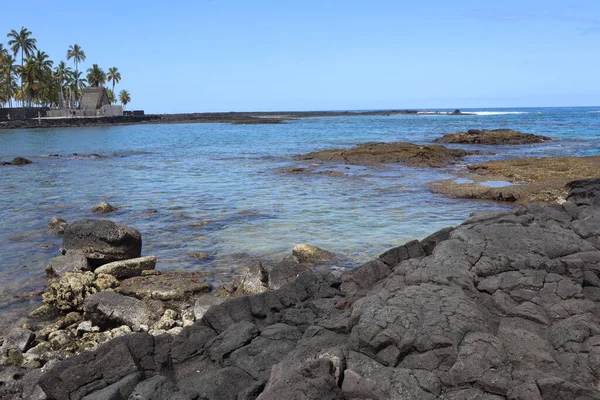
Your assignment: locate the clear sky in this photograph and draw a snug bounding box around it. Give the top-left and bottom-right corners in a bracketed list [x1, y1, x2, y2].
[2, 0, 599, 113]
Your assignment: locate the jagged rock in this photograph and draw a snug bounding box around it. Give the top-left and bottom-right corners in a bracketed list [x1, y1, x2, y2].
[48, 216, 68, 234]
[91, 201, 118, 214]
[292, 243, 337, 264]
[117, 271, 212, 301]
[193, 295, 226, 320]
[0, 328, 35, 355]
[128, 375, 186, 400]
[233, 259, 269, 294]
[268, 256, 310, 290]
[258, 358, 343, 400]
[83, 291, 154, 331]
[61, 219, 142, 267]
[45, 251, 90, 278]
[94, 256, 156, 279]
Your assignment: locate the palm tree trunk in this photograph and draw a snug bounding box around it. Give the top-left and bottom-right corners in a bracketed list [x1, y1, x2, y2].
[20, 48, 24, 107]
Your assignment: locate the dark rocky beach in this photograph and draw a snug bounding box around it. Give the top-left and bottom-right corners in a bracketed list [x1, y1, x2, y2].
[3, 178, 600, 399]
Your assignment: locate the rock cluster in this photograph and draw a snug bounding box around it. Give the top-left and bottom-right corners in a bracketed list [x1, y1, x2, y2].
[297, 142, 477, 167]
[434, 129, 551, 145]
[0, 156, 32, 166]
[4, 179, 600, 399]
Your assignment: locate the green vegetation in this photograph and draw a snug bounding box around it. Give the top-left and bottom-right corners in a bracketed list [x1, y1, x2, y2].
[119, 90, 131, 110]
[0, 27, 131, 109]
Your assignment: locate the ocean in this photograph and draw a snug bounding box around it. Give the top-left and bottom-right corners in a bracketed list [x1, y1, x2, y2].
[1, 106, 599, 327]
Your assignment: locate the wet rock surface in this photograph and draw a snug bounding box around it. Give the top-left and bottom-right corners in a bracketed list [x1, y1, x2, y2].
[297, 142, 477, 167]
[47, 216, 68, 234]
[432, 155, 600, 204]
[90, 201, 118, 214]
[5, 179, 600, 399]
[434, 128, 552, 145]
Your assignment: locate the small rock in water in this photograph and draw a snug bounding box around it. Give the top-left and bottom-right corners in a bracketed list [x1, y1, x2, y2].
[91, 201, 118, 214]
[47, 216, 68, 234]
[189, 251, 210, 260]
[1, 156, 32, 166]
[293, 243, 337, 264]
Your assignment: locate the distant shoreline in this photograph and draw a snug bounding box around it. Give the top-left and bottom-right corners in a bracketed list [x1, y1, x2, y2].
[0, 109, 470, 130]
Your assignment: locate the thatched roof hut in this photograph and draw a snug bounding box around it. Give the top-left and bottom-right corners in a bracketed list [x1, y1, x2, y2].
[79, 87, 110, 110]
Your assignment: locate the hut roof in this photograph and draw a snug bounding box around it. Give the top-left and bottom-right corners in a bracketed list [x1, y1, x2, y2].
[79, 87, 111, 110]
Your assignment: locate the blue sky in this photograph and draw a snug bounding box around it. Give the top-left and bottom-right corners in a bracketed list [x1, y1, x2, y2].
[2, 0, 599, 112]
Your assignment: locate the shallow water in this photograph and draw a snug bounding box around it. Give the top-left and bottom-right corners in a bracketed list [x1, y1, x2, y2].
[1, 106, 599, 327]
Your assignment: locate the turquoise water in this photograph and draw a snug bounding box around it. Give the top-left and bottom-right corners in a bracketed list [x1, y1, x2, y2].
[1, 106, 599, 325]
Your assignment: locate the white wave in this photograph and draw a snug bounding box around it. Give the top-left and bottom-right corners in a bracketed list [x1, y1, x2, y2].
[468, 111, 529, 116]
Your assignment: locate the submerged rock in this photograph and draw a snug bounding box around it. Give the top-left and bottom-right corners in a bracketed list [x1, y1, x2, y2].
[61, 219, 142, 266]
[94, 256, 156, 279]
[189, 251, 210, 260]
[0, 156, 32, 166]
[297, 142, 477, 167]
[47, 216, 68, 234]
[432, 155, 600, 204]
[91, 201, 118, 214]
[435, 128, 551, 145]
[292, 243, 337, 264]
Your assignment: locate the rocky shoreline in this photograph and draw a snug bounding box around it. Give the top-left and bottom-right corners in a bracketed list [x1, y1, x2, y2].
[3, 178, 600, 399]
[0, 110, 432, 130]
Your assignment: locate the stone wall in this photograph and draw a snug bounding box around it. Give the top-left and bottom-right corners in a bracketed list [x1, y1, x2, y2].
[0, 107, 48, 121]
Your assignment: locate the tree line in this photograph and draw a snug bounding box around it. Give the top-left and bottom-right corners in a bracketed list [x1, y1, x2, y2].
[0, 27, 131, 109]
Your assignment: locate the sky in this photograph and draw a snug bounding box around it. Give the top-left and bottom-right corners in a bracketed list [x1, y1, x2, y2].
[2, 0, 599, 113]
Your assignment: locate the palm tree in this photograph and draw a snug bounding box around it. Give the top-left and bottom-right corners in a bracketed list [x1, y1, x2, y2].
[66, 44, 86, 98]
[30, 51, 54, 106]
[107, 67, 121, 94]
[7, 27, 37, 106]
[105, 88, 116, 104]
[118, 89, 130, 110]
[86, 64, 106, 87]
[1, 54, 18, 107]
[54, 61, 71, 106]
[21, 56, 38, 106]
